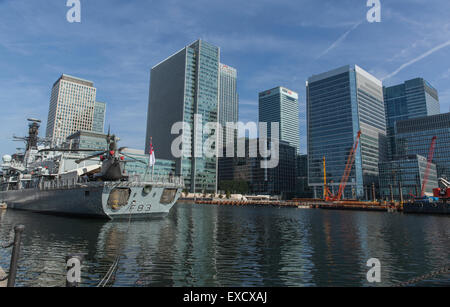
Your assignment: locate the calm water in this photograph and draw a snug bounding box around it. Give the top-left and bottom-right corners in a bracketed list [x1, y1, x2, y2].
[0, 204, 449, 287]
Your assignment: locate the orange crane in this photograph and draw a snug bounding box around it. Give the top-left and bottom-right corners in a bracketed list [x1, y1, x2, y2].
[326, 130, 362, 202]
[420, 136, 437, 197]
[323, 157, 334, 200]
[323, 156, 328, 199]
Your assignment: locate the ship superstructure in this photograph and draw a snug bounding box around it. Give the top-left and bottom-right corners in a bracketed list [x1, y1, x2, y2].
[0, 119, 184, 219]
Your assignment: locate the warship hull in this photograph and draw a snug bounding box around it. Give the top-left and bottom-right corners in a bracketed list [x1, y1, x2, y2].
[0, 181, 183, 220]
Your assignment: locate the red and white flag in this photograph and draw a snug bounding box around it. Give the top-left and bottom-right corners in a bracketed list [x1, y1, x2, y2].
[149, 138, 156, 167]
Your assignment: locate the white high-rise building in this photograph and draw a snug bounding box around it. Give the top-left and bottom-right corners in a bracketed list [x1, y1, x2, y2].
[219, 63, 238, 149]
[259, 86, 300, 154]
[46, 74, 105, 145]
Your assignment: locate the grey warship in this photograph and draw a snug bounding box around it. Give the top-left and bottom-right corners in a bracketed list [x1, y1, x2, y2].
[0, 119, 184, 219]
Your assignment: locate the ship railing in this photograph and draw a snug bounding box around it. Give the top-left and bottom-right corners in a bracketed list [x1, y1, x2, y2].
[127, 174, 185, 187]
[38, 176, 185, 191]
[40, 177, 90, 191]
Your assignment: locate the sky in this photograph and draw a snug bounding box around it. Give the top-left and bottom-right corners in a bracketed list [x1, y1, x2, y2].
[0, 0, 449, 156]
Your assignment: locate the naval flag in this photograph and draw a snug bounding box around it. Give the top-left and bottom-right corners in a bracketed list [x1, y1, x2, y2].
[149, 138, 156, 167]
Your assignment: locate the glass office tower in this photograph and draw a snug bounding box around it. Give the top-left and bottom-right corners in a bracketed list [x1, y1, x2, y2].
[219, 137, 296, 198]
[379, 155, 438, 200]
[395, 112, 450, 179]
[145, 39, 220, 193]
[92, 101, 106, 134]
[217, 64, 238, 185]
[219, 63, 238, 148]
[384, 78, 440, 159]
[259, 87, 300, 154]
[307, 65, 387, 199]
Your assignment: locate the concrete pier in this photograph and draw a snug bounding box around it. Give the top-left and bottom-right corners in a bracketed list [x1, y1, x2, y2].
[184, 198, 402, 212]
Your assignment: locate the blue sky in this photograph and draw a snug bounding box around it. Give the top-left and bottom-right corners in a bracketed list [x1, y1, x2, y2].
[1, 0, 449, 155]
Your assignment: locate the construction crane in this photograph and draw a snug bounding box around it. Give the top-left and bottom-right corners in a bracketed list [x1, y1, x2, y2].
[323, 156, 327, 199]
[323, 156, 333, 200]
[420, 136, 437, 197]
[326, 130, 362, 202]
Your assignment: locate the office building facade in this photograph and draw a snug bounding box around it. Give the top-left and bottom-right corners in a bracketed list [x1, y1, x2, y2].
[296, 154, 313, 198]
[219, 63, 238, 148]
[395, 112, 450, 179]
[92, 101, 106, 134]
[46, 74, 105, 146]
[307, 65, 387, 199]
[217, 64, 238, 186]
[384, 78, 440, 158]
[64, 130, 108, 150]
[259, 87, 300, 153]
[218, 137, 296, 199]
[379, 155, 438, 200]
[145, 39, 220, 193]
[121, 148, 177, 180]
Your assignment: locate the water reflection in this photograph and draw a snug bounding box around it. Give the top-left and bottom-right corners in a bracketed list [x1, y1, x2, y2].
[0, 205, 448, 287]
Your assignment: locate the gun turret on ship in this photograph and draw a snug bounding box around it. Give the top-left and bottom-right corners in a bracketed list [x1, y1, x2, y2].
[0, 119, 184, 219]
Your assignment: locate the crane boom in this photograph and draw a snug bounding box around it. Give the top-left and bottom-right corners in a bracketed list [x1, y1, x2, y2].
[323, 156, 327, 199]
[420, 136, 437, 197]
[333, 130, 362, 201]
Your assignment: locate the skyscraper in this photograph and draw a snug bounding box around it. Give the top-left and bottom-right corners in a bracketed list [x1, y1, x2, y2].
[379, 155, 438, 200]
[145, 39, 220, 193]
[395, 112, 450, 179]
[307, 65, 387, 199]
[384, 78, 440, 158]
[92, 101, 106, 134]
[217, 64, 238, 185]
[258, 87, 300, 153]
[46, 74, 105, 145]
[219, 63, 238, 148]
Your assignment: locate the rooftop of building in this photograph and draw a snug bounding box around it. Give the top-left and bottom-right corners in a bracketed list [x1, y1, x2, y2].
[152, 39, 219, 69]
[66, 130, 108, 139]
[53, 74, 95, 88]
[307, 64, 382, 87]
[384, 77, 438, 92]
[258, 86, 299, 99]
[220, 63, 237, 74]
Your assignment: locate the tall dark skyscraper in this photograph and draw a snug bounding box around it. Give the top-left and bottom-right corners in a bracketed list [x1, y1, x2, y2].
[307, 65, 387, 199]
[145, 39, 220, 193]
[383, 78, 440, 159]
